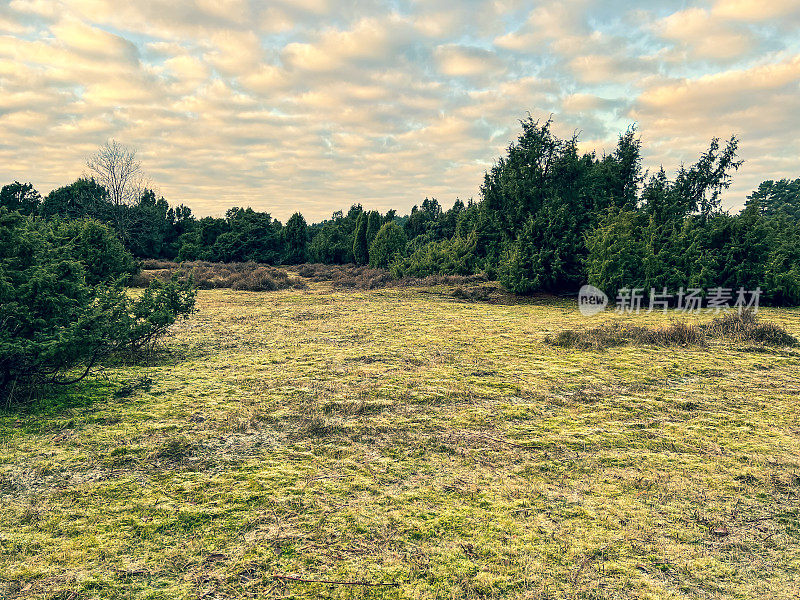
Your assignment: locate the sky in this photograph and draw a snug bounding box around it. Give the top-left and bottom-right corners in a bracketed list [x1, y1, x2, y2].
[1, 0, 798, 221]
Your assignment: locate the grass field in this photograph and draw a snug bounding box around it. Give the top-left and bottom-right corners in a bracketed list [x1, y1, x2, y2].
[2, 284, 800, 599]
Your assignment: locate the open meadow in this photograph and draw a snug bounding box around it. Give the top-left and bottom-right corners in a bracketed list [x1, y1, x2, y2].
[2, 283, 800, 599]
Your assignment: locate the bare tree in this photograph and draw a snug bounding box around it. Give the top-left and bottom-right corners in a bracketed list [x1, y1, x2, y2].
[86, 140, 152, 243]
[86, 140, 145, 208]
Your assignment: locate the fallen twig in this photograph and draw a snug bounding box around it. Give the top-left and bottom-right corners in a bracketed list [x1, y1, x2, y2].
[741, 512, 794, 523]
[273, 574, 399, 587]
[474, 433, 536, 450]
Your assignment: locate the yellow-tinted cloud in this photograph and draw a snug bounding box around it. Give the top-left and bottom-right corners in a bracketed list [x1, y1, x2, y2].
[631, 55, 800, 204]
[435, 45, 504, 77]
[656, 7, 755, 60]
[0, 0, 797, 219]
[713, 0, 800, 21]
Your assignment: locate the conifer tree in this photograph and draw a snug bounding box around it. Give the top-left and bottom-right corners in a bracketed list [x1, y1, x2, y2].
[352, 211, 368, 265]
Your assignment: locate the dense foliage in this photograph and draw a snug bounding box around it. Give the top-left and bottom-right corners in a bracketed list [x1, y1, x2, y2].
[2, 116, 798, 304]
[368, 222, 407, 269]
[585, 143, 800, 304]
[745, 178, 800, 220]
[0, 211, 195, 403]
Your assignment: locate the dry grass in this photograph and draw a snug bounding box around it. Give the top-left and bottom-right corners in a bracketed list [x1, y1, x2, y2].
[131, 260, 308, 291]
[2, 286, 800, 599]
[296, 263, 392, 288]
[134, 260, 493, 292]
[547, 310, 797, 350]
[704, 309, 798, 346]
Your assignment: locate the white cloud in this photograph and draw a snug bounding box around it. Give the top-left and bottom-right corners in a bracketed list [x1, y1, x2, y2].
[630, 55, 800, 203]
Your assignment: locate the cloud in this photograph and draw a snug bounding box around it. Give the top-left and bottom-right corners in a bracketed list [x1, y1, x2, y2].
[434, 45, 505, 78]
[654, 7, 756, 61]
[712, 0, 800, 21]
[630, 55, 800, 201]
[50, 16, 139, 61]
[0, 0, 797, 219]
[568, 53, 645, 85]
[495, 0, 591, 51]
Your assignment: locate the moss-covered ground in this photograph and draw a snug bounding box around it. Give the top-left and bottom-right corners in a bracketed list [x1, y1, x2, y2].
[2, 286, 799, 599]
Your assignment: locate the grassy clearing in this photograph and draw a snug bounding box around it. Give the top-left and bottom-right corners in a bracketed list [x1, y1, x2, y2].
[1, 285, 800, 599]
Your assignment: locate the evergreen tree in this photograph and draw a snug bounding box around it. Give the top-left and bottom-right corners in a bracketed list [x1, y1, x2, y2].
[745, 179, 800, 220]
[484, 119, 642, 293]
[39, 178, 112, 221]
[368, 222, 407, 268]
[213, 208, 283, 263]
[763, 213, 800, 304]
[0, 182, 40, 215]
[284, 212, 309, 264]
[0, 211, 194, 403]
[126, 189, 171, 259]
[353, 211, 368, 265]
[366, 210, 382, 249]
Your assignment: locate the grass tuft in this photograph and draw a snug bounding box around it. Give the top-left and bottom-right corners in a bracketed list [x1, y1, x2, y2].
[149, 436, 196, 462]
[704, 309, 798, 346]
[548, 310, 797, 350]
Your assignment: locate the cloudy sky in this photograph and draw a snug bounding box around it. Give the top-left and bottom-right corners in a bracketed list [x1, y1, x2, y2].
[1, 0, 798, 220]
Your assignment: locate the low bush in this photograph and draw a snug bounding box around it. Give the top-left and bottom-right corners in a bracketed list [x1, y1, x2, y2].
[546, 310, 797, 351]
[330, 265, 394, 289]
[546, 324, 631, 350]
[134, 260, 496, 294]
[624, 320, 707, 346]
[703, 309, 797, 345]
[230, 268, 280, 291]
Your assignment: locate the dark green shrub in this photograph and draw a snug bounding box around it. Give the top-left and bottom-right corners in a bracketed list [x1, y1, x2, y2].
[368, 222, 407, 268]
[0, 211, 195, 404]
[390, 235, 478, 278]
[127, 275, 196, 351]
[365, 210, 382, 250]
[284, 212, 308, 264]
[352, 211, 368, 265]
[48, 218, 137, 285]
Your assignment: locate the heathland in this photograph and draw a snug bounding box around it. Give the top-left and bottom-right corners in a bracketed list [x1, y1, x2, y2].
[2, 278, 799, 599]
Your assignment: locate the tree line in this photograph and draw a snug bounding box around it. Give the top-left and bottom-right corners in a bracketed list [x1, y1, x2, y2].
[3, 118, 799, 304]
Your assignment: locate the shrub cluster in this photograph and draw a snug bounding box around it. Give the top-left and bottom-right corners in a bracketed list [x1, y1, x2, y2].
[703, 310, 798, 346]
[135, 260, 500, 293]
